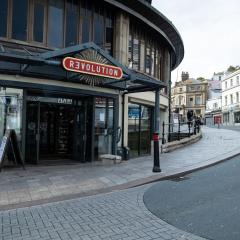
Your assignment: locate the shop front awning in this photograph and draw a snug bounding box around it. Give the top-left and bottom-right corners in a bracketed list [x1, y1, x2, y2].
[0, 42, 166, 93]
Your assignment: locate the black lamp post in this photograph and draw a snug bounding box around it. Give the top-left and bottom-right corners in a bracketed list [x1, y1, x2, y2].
[153, 88, 161, 172]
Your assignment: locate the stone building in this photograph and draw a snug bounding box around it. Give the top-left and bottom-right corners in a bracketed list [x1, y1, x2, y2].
[172, 73, 208, 121]
[0, 0, 184, 164]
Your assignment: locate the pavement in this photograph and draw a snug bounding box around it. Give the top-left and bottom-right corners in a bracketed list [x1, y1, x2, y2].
[0, 185, 205, 240]
[0, 126, 240, 240]
[1, 126, 240, 210]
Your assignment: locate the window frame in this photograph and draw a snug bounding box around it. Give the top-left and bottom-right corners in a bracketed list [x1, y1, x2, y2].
[30, 0, 47, 45]
[65, 0, 80, 47]
[0, 0, 115, 52]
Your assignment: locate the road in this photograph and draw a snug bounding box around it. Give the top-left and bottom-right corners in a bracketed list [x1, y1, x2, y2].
[144, 155, 240, 240]
[208, 124, 240, 132]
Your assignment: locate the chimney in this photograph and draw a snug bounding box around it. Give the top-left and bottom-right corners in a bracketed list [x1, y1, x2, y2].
[181, 71, 189, 81]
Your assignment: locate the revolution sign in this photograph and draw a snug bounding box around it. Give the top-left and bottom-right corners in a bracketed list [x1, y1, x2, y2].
[62, 57, 123, 80]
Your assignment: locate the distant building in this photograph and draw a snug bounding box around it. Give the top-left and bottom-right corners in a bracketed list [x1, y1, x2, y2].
[205, 78, 222, 125]
[212, 72, 225, 81]
[221, 69, 240, 125]
[171, 73, 208, 122]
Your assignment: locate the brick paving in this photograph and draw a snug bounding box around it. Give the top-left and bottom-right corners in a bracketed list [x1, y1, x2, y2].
[0, 127, 240, 209]
[0, 185, 206, 240]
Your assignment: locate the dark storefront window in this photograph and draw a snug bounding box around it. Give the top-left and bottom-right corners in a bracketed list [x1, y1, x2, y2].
[0, 0, 8, 38]
[128, 103, 152, 158]
[65, 0, 78, 47]
[234, 112, 240, 123]
[33, 2, 45, 43]
[223, 113, 229, 123]
[0, 88, 23, 148]
[48, 0, 64, 48]
[12, 0, 28, 41]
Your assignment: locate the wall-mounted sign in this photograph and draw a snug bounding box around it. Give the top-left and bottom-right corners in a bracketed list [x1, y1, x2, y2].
[27, 96, 73, 105]
[62, 57, 123, 80]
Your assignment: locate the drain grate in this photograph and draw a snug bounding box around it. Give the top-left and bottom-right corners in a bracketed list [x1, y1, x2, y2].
[170, 176, 190, 182]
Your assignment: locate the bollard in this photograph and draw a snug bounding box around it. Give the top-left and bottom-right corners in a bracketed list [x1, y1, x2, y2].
[162, 121, 165, 144]
[152, 132, 161, 172]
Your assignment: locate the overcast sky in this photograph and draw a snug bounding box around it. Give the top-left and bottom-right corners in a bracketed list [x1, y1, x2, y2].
[152, 0, 240, 82]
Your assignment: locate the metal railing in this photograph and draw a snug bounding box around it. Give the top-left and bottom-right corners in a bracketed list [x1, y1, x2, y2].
[162, 120, 201, 144]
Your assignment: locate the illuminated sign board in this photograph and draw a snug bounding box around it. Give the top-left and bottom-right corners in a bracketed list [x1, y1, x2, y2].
[62, 57, 123, 80]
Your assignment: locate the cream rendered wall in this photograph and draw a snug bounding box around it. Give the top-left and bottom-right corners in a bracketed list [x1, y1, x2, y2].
[221, 70, 240, 125]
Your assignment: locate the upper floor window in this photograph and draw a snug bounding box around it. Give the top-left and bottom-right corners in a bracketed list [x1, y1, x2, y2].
[225, 96, 228, 106]
[195, 96, 202, 105]
[93, 2, 104, 46]
[145, 43, 151, 75]
[12, 0, 28, 41]
[225, 81, 227, 90]
[0, 0, 8, 38]
[0, 0, 114, 53]
[65, 0, 79, 47]
[236, 92, 239, 103]
[132, 37, 140, 70]
[237, 76, 240, 86]
[230, 94, 233, 104]
[189, 86, 195, 91]
[48, 0, 64, 48]
[129, 24, 163, 80]
[32, 1, 46, 43]
[188, 97, 194, 107]
[230, 79, 233, 87]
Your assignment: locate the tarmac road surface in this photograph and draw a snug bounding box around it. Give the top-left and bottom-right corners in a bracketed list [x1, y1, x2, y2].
[144, 154, 240, 240]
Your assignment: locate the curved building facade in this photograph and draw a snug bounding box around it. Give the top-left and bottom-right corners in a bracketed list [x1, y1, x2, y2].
[0, 0, 184, 164]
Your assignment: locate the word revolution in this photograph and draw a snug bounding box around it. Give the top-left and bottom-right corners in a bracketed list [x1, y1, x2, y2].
[63, 57, 123, 80]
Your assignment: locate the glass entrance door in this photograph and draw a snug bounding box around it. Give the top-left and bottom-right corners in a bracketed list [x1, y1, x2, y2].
[128, 103, 153, 158]
[26, 102, 40, 163]
[25, 99, 89, 164]
[73, 102, 87, 162]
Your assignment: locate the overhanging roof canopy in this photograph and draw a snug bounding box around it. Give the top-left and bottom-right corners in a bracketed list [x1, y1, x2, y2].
[0, 42, 166, 93]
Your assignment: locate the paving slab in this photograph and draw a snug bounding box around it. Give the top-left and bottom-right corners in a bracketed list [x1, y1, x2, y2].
[0, 185, 206, 240]
[0, 126, 240, 210]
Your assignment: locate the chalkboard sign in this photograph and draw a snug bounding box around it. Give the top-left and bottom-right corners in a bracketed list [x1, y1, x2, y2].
[0, 130, 25, 172]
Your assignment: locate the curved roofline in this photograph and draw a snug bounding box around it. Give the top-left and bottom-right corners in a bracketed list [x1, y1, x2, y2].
[104, 0, 184, 70]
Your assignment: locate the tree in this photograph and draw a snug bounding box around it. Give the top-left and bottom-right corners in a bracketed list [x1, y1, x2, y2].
[227, 65, 240, 72]
[197, 77, 205, 82]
